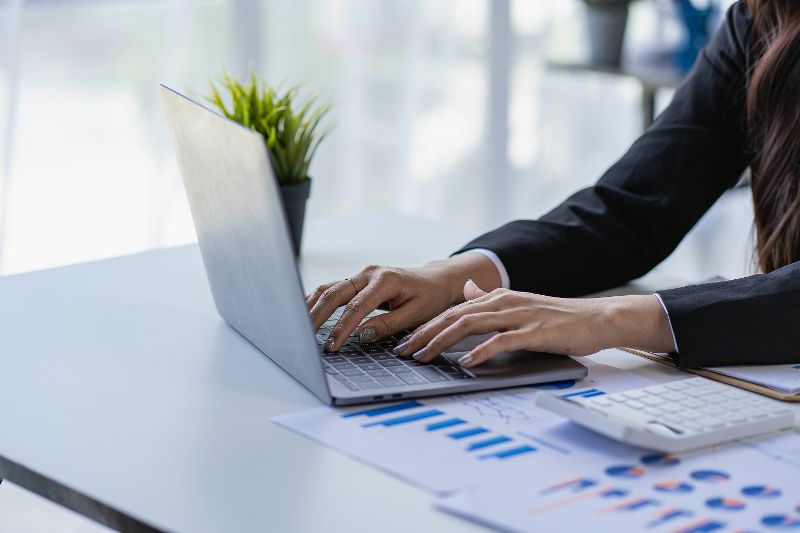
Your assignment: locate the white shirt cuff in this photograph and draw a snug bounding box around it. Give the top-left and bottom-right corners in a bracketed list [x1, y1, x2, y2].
[654, 292, 679, 353]
[461, 248, 510, 289]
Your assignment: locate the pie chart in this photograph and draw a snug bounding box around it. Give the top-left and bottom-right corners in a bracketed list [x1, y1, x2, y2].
[605, 465, 645, 478]
[689, 469, 730, 483]
[742, 485, 782, 499]
[761, 514, 800, 529]
[641, 453, 681, 466]
[706, 497, 746, 511]
[654, 480, 693, 494]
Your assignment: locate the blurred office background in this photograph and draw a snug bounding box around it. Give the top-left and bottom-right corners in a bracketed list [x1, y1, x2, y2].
[0, 0, 745, 529]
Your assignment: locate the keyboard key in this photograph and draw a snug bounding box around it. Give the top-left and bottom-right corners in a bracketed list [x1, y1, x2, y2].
[359, 363, 383, 371]
[375, 376, 405, 388]
[367, 370, 392, 377]
[372, 353, 394, 361]
[341, 369, 366, 377]
[378, 359, 403, 367]
[325, 356, 347, 364]
[415, 367, 449, 383]
[332, 362, 356, 370]
[323, 367, 337, 374]
[397, 373, 427, 385]
[350, 357, 371, 364]
[388, 366, 412, 373]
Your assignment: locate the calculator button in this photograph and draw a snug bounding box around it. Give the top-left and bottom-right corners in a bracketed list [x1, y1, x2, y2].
[607, 394, 626, 403]
[701, 405, 725, 416]
[749, 410, 768, 419]
[626, 400, 645, 409]
[646, 386, 669, 395]
[722, 413, 747, 424]
[644, 407, 664, 416]
[665, 381, 691, 391]
[769, 406, 791, 415]
[590, 397, 613, 407]
[641, 397, 663, 407]
[680, 398, 704, 409]
[681, 410, 703, 420]
[624, 390, 647, 400]
[661, 403, 682, 413]
[704, 394, 726, 404]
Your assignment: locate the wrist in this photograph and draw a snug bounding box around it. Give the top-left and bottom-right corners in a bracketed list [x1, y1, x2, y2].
[599, 295, 675, 353]
[425, 254, 502, 306]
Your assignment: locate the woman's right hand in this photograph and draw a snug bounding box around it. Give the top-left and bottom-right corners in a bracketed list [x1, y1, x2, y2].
[306, 253, 502, 352]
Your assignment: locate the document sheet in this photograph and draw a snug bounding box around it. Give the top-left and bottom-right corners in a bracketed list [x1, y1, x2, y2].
[272, 356, 654, 493]
[437, 430, 800, 533]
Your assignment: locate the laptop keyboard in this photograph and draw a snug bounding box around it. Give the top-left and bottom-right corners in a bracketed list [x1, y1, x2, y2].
[317, 314, 473, 392]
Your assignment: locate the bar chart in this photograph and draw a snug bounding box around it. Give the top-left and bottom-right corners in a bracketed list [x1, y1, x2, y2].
[343, 399, 539, 461]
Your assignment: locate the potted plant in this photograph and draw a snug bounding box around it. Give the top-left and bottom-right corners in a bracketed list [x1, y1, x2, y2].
[207, 74, 331, 255]
[583, 0, 634, 66]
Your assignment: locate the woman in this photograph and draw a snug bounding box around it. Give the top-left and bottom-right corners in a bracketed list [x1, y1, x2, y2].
[308, 0, 800, 369]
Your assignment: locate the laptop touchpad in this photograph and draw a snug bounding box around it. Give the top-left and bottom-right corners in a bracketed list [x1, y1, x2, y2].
[440, 332, 567, 378]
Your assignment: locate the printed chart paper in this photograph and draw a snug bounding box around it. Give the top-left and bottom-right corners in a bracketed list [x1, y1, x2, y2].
[272, 360, 654, 493]
[437, 431, 800, 533]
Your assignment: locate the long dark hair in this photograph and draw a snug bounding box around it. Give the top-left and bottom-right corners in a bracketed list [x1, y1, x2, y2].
[745, 0, 800, 272]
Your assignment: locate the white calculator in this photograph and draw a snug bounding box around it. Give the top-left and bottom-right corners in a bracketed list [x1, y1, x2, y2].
[536, 377, 796, 453]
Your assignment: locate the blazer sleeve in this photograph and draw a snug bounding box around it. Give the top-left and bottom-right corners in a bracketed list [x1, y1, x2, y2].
[657, 264, 800, 367]
[454, 2, 754, 297]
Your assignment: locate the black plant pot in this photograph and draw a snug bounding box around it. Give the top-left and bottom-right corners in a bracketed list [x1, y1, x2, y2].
[279, 179, 311, 256]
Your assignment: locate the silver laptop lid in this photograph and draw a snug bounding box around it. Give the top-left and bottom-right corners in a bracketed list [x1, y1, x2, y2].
[160, 85, 331, 404]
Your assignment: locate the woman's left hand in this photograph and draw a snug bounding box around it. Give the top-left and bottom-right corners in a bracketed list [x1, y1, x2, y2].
[393, 279, 674, 368]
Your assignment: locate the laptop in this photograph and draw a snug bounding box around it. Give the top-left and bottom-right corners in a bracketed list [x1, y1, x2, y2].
[160, 85, 588, 405]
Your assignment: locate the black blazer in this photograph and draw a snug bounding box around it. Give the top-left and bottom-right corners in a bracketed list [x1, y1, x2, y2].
[457, 2, 800, 368]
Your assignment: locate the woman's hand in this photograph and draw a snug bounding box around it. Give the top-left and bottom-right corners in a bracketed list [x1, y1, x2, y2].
[393, 280, 675, 367]
[306, 253, 502, 352]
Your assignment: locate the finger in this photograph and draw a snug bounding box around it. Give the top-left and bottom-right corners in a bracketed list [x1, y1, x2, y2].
[309, 278, 361, 333]
[356, 303, 423, 345]
[459, 331, 528, 368]
[413, 310, 520, 363]
[326, 281, 397, 351]
[394, 294, 500, 357]
[306, 282, 335, 310]
[463, 278, 488, 301]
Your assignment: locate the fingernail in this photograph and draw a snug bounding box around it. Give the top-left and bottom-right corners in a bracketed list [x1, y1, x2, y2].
[325, 336, 336, 352]
[399, 334, 411, 343]
[358, 326, 376, 344]
[393, 342, 409, 356]
[458, 354, 473, 367]
[412, 348, 427, 361]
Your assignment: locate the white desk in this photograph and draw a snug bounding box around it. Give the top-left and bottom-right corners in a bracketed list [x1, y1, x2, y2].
[0, 214, 771, 532]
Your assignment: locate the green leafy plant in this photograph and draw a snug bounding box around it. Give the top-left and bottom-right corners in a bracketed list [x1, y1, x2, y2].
[207, 74, 331, 186]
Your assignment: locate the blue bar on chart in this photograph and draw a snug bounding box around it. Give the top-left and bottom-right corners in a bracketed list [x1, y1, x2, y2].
[449, 427, 489, 439]
[362, 409, 443, 427]
[343, 400, 424, 418]
[561, 389, 605, 399]
[479, 445, 537, 460]
[671, 519, 725, 533]
[467, 436, 512, 451]
[426, 418, 466, 431]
